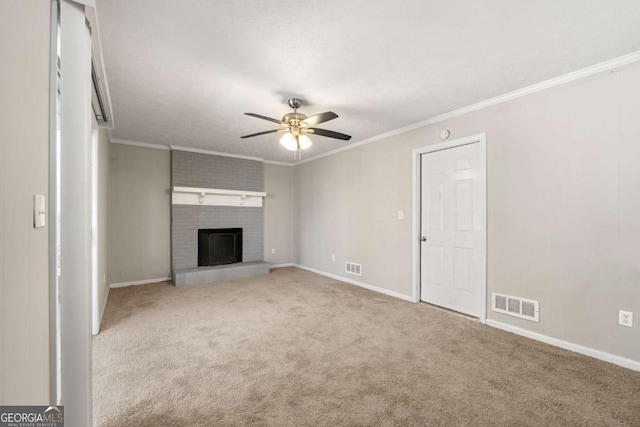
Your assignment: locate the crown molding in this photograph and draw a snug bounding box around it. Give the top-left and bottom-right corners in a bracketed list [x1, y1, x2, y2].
[294, 50, 640, 166]
[110, 138, 170, 150]
[110, 139, 296, 164]
[263, 160, 294, 166]
[170, 145, 264, 162]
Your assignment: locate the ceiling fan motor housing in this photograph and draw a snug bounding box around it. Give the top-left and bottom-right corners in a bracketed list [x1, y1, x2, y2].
[287, 97, 303, 110]
[282, 112, 307, 125]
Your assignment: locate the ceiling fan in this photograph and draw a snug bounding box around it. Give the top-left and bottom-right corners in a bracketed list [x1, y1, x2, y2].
[241, 98, 351, 157]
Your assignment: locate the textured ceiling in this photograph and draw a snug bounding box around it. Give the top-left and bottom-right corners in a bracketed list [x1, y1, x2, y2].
[97, 0, 640, 162]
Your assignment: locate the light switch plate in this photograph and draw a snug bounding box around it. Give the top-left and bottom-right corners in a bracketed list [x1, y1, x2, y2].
[34, 195, 46, 228]
[397, 210, 404, 220]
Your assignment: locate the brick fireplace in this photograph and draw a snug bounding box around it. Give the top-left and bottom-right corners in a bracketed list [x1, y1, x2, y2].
[170, 150, 269, 286]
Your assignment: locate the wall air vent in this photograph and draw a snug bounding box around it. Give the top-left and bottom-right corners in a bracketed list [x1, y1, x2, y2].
[345, 262, 362, 276]
[492, 292, 539, 322]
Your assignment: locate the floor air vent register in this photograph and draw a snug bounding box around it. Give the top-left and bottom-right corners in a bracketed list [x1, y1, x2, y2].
[345, 262, 362, 276]
[492, 292, 539, 322]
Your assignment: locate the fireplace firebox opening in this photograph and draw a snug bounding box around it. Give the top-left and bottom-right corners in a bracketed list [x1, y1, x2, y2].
[198, 228, 243, 267]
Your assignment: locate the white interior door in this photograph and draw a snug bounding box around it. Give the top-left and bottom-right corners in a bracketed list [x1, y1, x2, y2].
[420, 142, 485, 317]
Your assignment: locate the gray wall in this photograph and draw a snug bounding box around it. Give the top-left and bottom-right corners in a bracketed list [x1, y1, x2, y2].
[108, 144, 171, 284]
[0, 0, 51, 404]
[294, 61, 640, 362]
[264, 164, 294, 265]
[108, 147, 295, 281]
[171, 151, 264, 269]
[98, 128, 110, 318]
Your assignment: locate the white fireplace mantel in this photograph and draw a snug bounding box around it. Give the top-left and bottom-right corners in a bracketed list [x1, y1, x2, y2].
[172, 186, 267, 207]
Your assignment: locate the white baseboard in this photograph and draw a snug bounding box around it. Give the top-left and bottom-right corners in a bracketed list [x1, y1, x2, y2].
[293, 264, 414, 303]
[269, 263, 294, 269]
[486, 319, 640, 372]
[110, 277, 172, 288]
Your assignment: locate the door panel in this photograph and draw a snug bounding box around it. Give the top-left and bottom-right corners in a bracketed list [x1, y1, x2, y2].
[453, 247, 472, 293]
[420, 142, 483, 317]
[428, 183, 444, 231]
[424, 245, 444, 286]
[454, 180, 472, 231]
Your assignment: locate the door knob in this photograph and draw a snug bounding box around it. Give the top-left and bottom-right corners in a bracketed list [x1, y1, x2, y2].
[420, 236, 427, 242]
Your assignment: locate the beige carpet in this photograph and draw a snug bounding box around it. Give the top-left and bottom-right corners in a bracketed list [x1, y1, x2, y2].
[93, 267, 640, 426]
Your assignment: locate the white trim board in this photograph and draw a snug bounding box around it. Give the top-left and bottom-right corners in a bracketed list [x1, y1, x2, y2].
[486, 319, 640, 372]
[111, 137, 294, 165]
[110, 277, 172, 288]
[97, 286, 110, 335]
[294, 264, 414, 303]
[171, 145, 264, 162]
[172, 186, 266, 207]
[269, 263, 294, 269]
[48, 3, 60, 403]
[173, 186, 266, 198]
[295, 50, 640, 165]
[263, 160, 294, 167]
[111, 138, 171, 150]
[110, 139, 296, 166]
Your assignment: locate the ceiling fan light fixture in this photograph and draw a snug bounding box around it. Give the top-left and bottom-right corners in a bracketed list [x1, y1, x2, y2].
[279, 133, 298, 151]
[280, 133, 312, 151]
[298, 134, 312, 150]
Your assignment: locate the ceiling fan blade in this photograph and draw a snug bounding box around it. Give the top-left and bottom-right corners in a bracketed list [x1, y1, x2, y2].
[240, 129, 282, 138]
[302, 111, 338, 126]
[244, 113, 284, 125]
[307, 127, 352, 141]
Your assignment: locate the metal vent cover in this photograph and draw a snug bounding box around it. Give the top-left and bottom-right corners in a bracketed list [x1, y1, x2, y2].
[521, 301, 536, 318]
[507, 298, 520, 314]
[345, 262, 362, 276]
[492, 292, 539, 322]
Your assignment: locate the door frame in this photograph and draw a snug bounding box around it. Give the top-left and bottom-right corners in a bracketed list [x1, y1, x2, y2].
[91, 114, 100, 335]
[411, 133, 487, 323]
